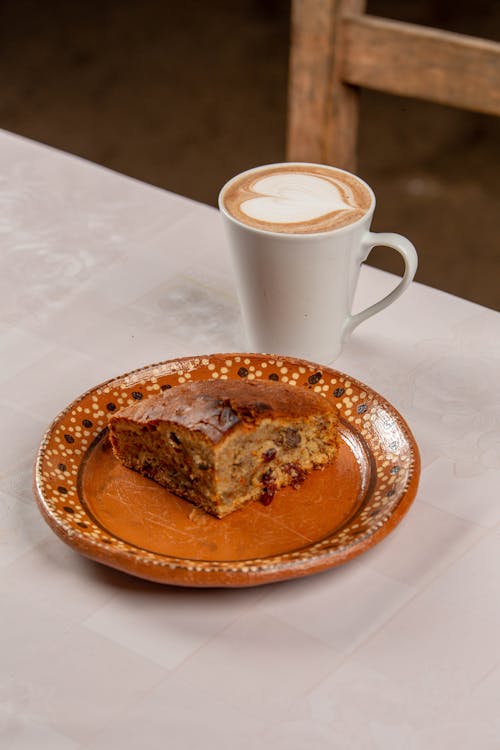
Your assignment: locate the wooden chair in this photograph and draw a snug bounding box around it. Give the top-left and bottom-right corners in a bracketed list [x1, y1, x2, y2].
[287, 0, 500, 171]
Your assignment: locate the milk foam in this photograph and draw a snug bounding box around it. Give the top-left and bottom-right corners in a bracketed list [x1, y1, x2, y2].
[240, 174, 352, 223]
[222, 164, 373, 234]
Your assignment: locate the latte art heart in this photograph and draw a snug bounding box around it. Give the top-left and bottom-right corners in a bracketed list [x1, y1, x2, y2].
[222, 165, 373, 234]
[241, 174, 353, 224]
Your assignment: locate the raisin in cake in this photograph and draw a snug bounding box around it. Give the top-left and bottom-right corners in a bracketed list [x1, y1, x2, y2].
[108, 379, 338, 518]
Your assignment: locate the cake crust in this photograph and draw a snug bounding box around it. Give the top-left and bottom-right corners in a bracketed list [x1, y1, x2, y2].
[111, 379, 336, 444]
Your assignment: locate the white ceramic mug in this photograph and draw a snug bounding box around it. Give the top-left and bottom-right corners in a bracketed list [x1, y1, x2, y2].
[219, 163, 418, 363]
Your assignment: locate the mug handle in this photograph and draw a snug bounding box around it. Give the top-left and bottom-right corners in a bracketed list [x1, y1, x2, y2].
[343, 232, 418, 336]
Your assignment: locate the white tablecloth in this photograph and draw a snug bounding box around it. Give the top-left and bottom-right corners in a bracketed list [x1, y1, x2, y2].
[1, 129, 499, 749]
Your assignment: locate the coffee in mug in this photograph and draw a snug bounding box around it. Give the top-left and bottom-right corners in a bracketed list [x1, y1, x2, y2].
[219, 163, 418, 363]
[222, 163, 372, 234]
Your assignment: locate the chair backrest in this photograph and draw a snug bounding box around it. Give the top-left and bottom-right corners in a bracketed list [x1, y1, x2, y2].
[287, 0, 500, 171]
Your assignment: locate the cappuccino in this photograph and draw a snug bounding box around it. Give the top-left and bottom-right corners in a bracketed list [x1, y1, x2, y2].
[221, 163, 373, 234]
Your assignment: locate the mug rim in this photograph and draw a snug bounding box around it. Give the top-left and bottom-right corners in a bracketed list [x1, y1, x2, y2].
[218, 162, 376, 239]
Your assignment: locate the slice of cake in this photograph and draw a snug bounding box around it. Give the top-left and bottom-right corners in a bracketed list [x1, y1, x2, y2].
[108, 379, 338, 518]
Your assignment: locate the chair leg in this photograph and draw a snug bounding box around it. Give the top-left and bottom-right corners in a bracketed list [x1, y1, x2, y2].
[287, 0, 366, 171]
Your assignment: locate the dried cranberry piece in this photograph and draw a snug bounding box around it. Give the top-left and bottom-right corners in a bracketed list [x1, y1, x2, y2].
[260, 468, 277, 505]
[262, 448, 277, 462]
[260, 482, 277, 506]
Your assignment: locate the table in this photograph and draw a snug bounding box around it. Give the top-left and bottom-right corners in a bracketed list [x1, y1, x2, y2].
[1, 129, 499, 749]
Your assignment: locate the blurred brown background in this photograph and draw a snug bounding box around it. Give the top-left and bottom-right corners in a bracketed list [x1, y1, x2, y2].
[1, 0, 499, 309]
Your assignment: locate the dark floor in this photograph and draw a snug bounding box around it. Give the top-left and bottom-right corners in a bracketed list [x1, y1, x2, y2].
[1, 0, 499, 309]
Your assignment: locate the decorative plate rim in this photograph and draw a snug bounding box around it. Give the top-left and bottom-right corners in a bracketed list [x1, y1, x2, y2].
[33, 352, 421, 587]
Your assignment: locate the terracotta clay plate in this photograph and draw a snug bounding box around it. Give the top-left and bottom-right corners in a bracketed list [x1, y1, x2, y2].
[34, 353, 420, 587]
